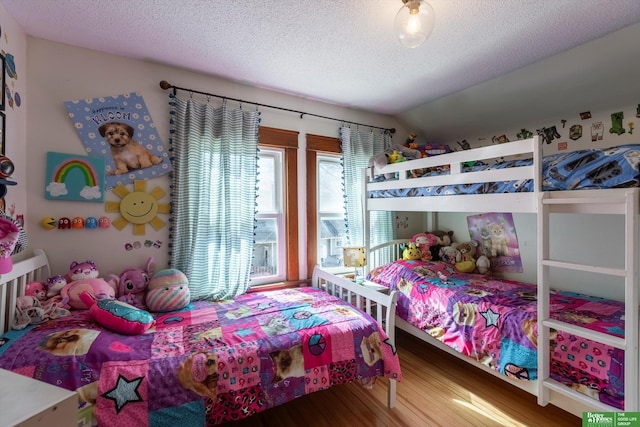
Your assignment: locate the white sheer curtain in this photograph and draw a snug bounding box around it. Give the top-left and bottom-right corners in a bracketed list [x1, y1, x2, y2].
[168, 94, 260, 300]
[340, 126, 395, 248]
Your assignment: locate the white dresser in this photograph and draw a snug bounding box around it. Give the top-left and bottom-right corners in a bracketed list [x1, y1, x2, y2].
[0, 369, 77, 427]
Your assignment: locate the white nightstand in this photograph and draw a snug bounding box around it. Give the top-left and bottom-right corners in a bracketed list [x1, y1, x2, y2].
[0, 369, 77, 427]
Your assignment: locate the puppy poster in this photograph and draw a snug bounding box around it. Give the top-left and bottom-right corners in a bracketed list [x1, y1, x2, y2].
[466, 212, 523, 273]
[64, 92, 171, 189]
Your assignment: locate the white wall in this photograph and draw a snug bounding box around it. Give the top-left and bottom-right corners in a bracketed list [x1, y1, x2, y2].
[22, 37, 404, 278]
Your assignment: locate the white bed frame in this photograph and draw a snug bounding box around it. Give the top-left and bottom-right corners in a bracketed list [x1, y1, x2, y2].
[311, 267, 399, 408]
[0, 249, 51, 335]
[361, 135, 639, 417]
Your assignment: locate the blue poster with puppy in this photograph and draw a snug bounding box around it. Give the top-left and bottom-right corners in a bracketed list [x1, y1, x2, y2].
[64, 92, 172, 190]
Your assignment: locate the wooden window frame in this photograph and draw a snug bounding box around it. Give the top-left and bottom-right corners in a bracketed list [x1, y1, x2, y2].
[258, 126, 300, 283]
[306, 134, 341, 279]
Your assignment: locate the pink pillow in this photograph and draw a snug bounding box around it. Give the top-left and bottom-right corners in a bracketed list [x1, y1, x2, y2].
[80, 291, 155, 335]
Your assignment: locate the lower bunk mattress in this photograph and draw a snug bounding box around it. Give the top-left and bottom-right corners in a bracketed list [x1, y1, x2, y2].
[0, 287, 401, 426]
[368, 259, 624, 409]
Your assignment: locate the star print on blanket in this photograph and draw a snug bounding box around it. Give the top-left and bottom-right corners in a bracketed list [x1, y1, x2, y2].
[102, 373, 144, 414]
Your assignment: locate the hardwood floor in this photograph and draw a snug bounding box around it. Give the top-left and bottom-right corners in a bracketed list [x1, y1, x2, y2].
[220, 329, 581, 426]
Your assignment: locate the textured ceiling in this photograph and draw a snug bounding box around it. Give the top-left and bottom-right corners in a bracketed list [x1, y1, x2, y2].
[2, 0, 640, 121]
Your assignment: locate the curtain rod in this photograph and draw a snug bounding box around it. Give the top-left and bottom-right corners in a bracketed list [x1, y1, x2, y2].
[159, 80, 395, 134]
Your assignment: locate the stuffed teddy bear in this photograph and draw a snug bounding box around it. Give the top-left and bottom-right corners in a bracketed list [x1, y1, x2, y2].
[404, 132, 418, 148]
[108, 257, 155, 310]
[453, 241, 478, 273]
[146, 269, 191, 313]
[443, 240, 491, 274]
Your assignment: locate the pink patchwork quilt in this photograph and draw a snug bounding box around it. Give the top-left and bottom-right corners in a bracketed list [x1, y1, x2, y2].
[368, 259, 625, 409]
[0, 287, 401, 425]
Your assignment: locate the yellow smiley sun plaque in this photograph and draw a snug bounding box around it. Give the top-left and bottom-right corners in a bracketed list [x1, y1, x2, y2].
[105, 179, 170, 235]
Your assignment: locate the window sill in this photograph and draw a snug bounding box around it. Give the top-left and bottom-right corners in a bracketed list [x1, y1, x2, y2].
[247, 280, 309, 293]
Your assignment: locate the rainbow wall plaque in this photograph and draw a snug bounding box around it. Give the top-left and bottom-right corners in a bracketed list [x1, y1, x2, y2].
[45, 152, 105, 202]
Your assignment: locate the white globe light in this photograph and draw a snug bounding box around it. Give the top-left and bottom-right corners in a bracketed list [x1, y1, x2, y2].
[394, 0, 435, 49]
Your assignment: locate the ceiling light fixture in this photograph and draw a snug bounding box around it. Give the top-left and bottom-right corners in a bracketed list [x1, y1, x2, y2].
[394, 0, 435, 49]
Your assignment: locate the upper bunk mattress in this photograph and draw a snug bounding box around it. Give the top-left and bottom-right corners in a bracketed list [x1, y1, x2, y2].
[369, 144, 640, 198]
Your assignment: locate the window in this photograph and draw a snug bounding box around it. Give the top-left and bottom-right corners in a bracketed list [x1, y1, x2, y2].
[252, 126, 300, 287]
[317, 155, 347, 270]
[306, 134, 347, 277]
[306, 131, 394, 279]
[252, 149, 286, 284]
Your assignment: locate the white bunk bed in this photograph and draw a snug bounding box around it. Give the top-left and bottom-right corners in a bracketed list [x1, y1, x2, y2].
[360, 135, 639, 417]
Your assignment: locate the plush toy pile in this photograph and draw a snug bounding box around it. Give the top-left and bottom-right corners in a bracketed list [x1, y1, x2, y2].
[368, 142, 422, 180]
[14, 257, 192, 335]
[367, 132, 455, 179]
[404, 231, 491, 274]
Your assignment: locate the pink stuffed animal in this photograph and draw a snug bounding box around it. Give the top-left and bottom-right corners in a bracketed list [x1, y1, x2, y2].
[25, 281, 47, 301]
[60, 278, 117, 310]
[67, 260, 99, 281]
[59, 259, 117, 310]
[110, 257, 155, 310]
[410, 232, 438, 261]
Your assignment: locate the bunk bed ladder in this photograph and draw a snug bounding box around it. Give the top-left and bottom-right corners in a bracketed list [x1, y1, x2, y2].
[537, 189, 640, 412]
